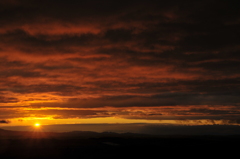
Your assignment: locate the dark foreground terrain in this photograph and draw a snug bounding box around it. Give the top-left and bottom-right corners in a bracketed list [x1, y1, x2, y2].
[0, 128, 239, 159]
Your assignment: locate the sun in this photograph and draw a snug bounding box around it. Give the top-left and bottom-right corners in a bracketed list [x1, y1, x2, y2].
[34, 123, 41, 127]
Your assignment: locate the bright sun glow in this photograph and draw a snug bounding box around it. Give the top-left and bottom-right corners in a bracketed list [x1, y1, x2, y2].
[34, 123, 41, 127]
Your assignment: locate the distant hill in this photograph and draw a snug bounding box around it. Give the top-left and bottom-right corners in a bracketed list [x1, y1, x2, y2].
[0, 128, 149, 139]
[0, 128, 59, 139]
[1, 128, 240, 159]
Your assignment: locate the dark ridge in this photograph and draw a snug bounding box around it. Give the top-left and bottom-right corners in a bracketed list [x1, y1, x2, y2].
[1, 128, 240, 159]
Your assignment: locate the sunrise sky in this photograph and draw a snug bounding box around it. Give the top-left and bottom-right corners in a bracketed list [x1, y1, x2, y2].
[0, 0, 240, 130]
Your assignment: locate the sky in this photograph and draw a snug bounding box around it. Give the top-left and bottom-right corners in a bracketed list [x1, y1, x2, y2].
[0, 0, 240, 130]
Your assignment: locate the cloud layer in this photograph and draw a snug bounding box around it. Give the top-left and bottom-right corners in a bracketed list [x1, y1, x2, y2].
[0, 120, 10, 124]
[0, 0, 240, 124]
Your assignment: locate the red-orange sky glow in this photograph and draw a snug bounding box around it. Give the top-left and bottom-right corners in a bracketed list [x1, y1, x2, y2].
[0, 0, 240, 129]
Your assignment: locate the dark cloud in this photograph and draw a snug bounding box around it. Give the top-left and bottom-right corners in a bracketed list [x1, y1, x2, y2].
[6, 84, 84, 96]
[0, 120, 10, 124]
[0, 96, 19, 103]
[189, 108, 240, 116]
[27, 92, 239, 109]
[0, 69, 44, 78]
[104, 29, 134, 42]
